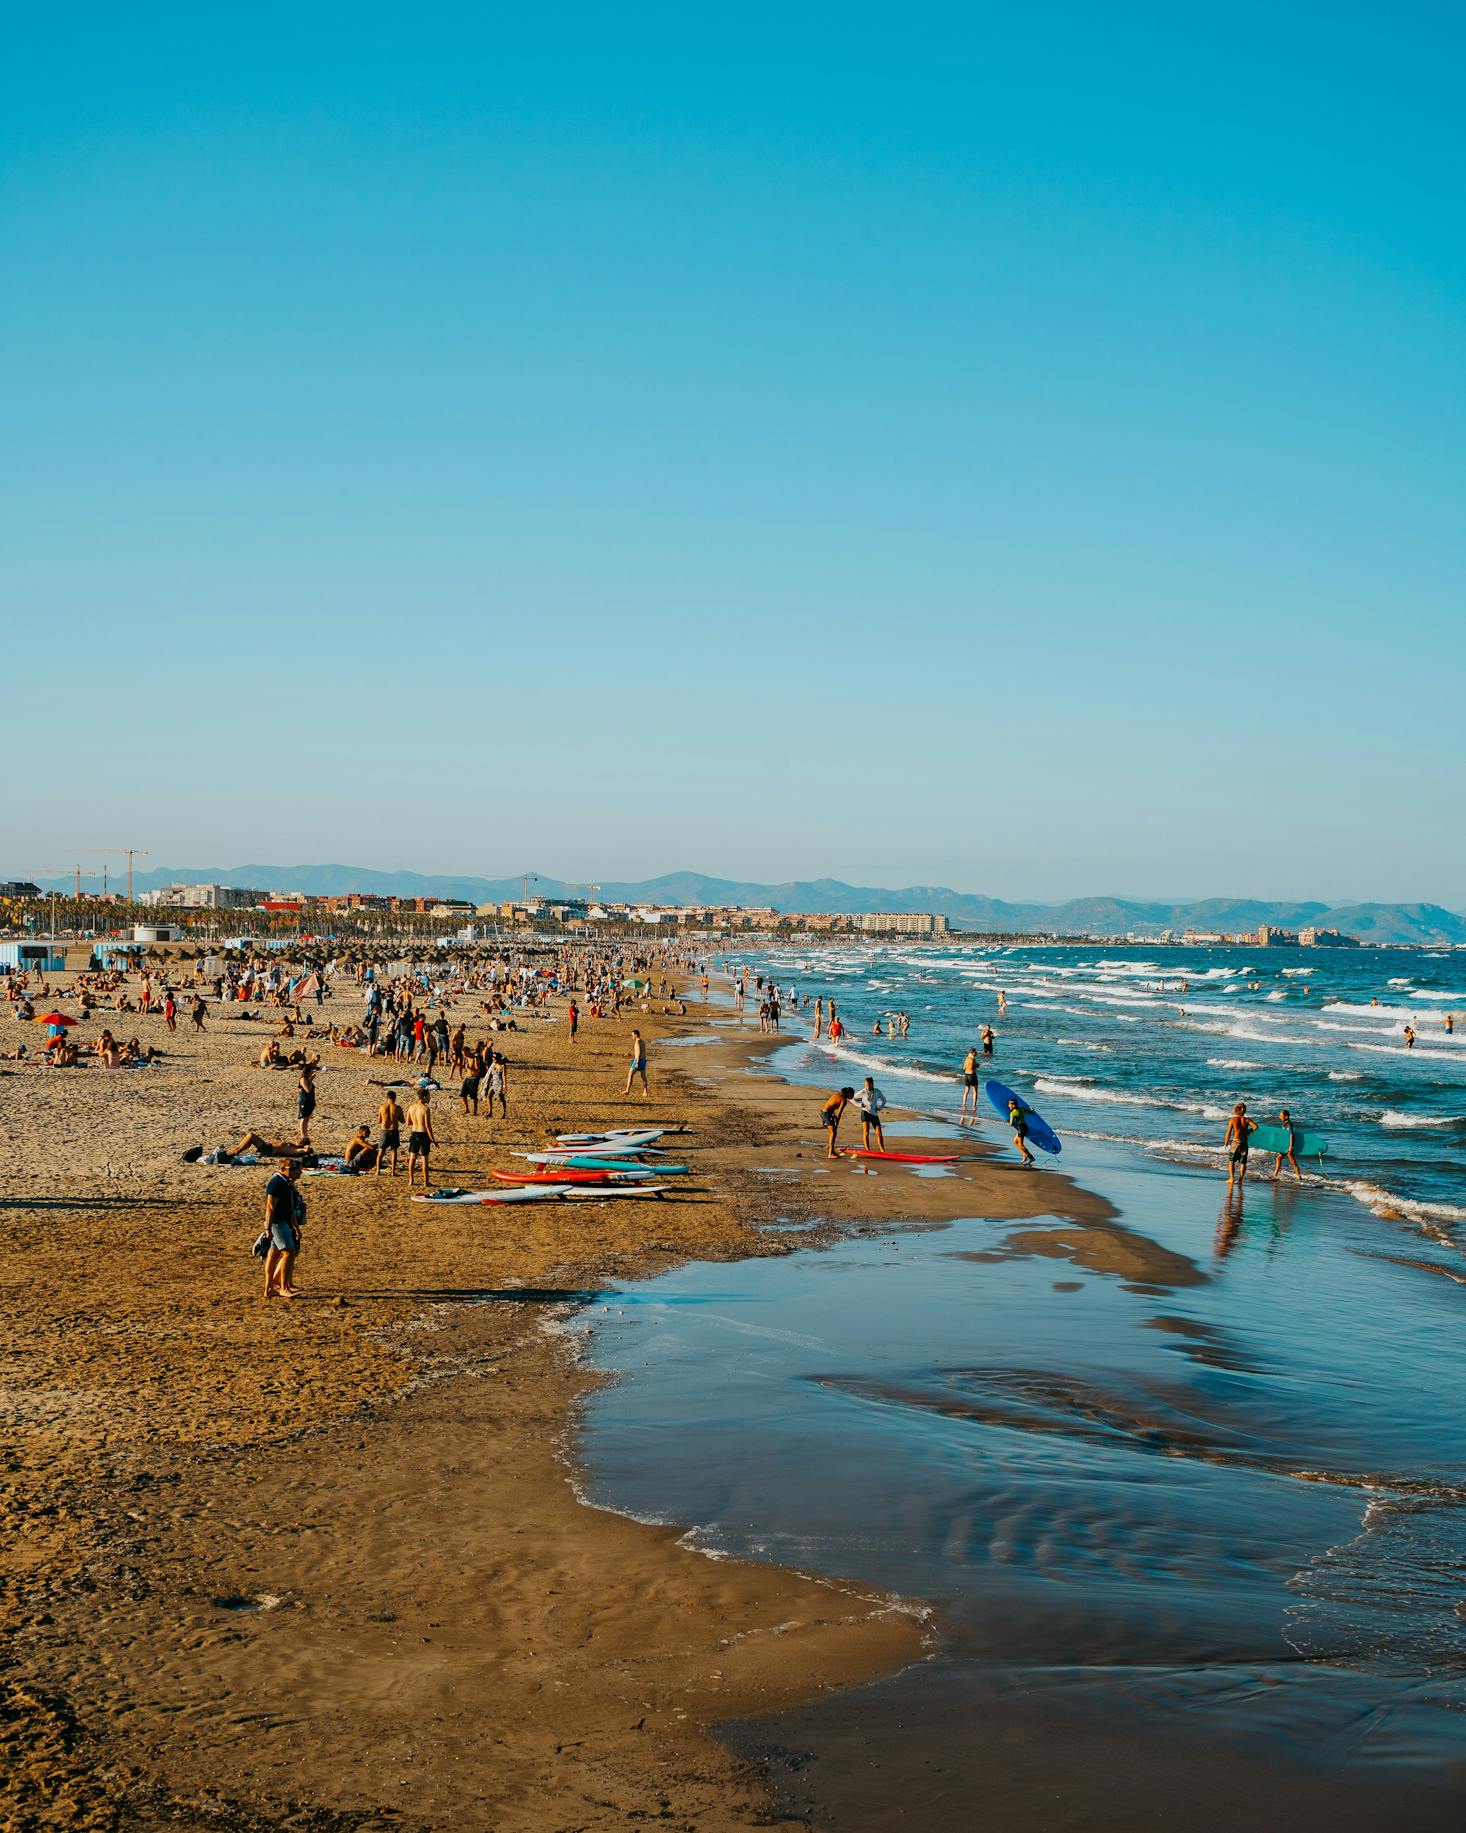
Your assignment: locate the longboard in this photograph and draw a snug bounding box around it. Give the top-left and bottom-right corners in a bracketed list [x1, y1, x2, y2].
[1246, 1123, 1327, 1158]
[984, 1079, 1062, 1155]
[839, 1149, 960, 1164]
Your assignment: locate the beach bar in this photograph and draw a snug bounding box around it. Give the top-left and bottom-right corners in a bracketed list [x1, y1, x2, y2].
[0, 940, 67, 973]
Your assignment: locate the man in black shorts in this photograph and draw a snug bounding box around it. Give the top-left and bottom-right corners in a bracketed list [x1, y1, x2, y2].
[405, 1088, 435, 1190]
[1223, 1102, 1254, 1186]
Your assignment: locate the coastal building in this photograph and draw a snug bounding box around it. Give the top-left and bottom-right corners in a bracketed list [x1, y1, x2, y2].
[1254, 924, 1300, 947]
[0, 881, 42, 900]
[853, 912, 950, 936]
[1298, 927, 1359, 947]
[138, 882, 264, 910]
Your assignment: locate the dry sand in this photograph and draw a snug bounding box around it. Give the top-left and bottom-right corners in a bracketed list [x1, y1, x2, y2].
[1, 980, 1112, 1830]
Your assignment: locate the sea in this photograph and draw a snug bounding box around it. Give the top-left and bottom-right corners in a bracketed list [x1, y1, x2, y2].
[570, 944, 1466, 1828]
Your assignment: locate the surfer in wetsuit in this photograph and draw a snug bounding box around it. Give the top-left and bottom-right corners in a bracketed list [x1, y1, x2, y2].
[1007, 1097, 1036, 1167]
[1268, 1107, 1304, 1183]
[1223, 1102, 1254, 1186]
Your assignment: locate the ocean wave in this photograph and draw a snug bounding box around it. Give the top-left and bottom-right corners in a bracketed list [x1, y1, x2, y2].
[1379, 1111, 1462, 1130]
[1347, 1042, 1466, 1063]
[1033, 1076, 1228, 1120]
[1328, 1070, 1363, 1081]
[1339, 1182, 1466, 1227]
[811, 1041, 953, 1085]
[1207, 1058, 1265, 1070]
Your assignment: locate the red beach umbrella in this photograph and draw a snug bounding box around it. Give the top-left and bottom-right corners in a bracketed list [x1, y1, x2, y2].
[35, 1011, 78, 1027]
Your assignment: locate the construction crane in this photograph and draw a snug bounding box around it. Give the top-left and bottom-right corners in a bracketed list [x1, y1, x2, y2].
[78, 848, 150, 902]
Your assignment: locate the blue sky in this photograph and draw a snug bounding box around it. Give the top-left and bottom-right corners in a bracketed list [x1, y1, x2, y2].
[4, 3, 1463, 903]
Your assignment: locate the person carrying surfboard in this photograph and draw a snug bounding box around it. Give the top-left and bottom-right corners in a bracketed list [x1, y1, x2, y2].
[1006, 1096, 1036, 1167]
[1223, 1102, 1255, 1186]
[821, 1087, 856, 1158]
[1268, 1108, 1305, 1184]
[857, 1078, 888, 1151]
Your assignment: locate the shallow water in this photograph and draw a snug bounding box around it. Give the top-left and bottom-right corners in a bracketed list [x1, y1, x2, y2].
[577, 1131, 1466, 1825]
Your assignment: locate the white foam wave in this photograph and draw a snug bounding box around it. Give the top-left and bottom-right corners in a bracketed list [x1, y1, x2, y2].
[1207, 1058, 1265, 1070]
[812, 1041, 953, 1085]
[1380, 1111, 1461, 1130]
[1328, 1070, 1363, 1081]
[1347, 1042, 1465, 1063]
[1340, 1182, 1466, 1227]
[1033, 1076, 1228, 1121]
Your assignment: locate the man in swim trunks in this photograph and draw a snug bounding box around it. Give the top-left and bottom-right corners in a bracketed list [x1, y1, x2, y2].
[405, 1088, 435, 1189]
[1223, 1101, 1254, 1186]
[981, 1024, 995, 1057]
[821, 1087, 856, 1157]
[231, 1131, 308, 1159]
[375, 1093, 403, 1175]
[262, 1160, 304, 1300]
[624, 1029, 650, 1099]
[961, 1047, 980, 1115]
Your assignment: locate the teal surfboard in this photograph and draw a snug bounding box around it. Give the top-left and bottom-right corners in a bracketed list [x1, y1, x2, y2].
[1246, 1123, 1326, 1158]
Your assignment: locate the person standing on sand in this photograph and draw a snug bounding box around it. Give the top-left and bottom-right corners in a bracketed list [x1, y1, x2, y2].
[568, 999, 579, 1042]
[376, 1093, 403, 1175]
[163, 990, 177, 1033]
[857, 1077, 888, 1151]
[405, 1088, 435, 1188]
[191, 995, 206, 1031]
[1007, 1096, 1036, 1167]
[961, 1047, 981, 1115]
[1268, 1108, 1304, 1183]
[1223, 1102, 1254, 1186]
[262, 1160, 304, 1300]
[296, 1063, 317, 1146]
[624, 1029, 650, 1098]
[820, 1086, 856, 1157]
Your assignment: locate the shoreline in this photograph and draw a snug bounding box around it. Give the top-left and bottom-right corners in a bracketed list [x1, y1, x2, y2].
[2, 975, 1113, 1830]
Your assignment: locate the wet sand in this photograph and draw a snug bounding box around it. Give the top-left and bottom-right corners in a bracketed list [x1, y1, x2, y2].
[1, 989, 1101, 1829]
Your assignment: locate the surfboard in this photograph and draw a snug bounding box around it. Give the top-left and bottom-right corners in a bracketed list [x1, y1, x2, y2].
[1246, 1123, 1327, 1158]
[553, 1128, 666, 1149]
[524, 1154, 689, 1173]
[984, 1079, 1062, 1155]
[413, 1185, 576, 1204]
[491, 1167, 656, 1184]
[839, 1149, 960, 1164]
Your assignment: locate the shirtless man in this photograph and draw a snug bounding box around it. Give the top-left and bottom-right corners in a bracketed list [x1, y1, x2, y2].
[343, 1125, 379, 1172]
[623, 1029, 650, 1099]
[405, 1088, 435, 1189]
[376, 1093, 404, 1175]
[231, 1131, 308, 1160]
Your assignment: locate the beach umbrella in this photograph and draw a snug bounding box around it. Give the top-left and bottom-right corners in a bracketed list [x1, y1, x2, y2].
[34, 1011, 78, 1027]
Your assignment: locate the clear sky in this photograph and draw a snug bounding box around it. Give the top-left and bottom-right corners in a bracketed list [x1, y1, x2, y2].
[4, 3, 1463, 904]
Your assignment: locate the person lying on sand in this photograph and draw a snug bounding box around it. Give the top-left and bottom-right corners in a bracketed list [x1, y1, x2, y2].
[230, 1131, 310, 1159]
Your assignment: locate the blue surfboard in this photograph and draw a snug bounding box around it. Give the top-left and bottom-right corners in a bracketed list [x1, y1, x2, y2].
[984, 1079, 1062, 1155]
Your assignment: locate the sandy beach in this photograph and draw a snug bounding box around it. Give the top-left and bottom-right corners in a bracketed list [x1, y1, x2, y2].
[1, 970, 1108, 1830]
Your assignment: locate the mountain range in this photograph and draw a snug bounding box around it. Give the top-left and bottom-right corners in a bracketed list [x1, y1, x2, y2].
[30, 864, 1466, 945]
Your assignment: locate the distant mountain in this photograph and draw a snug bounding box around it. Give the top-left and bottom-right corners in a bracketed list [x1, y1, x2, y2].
[30, 864, 1466, 945]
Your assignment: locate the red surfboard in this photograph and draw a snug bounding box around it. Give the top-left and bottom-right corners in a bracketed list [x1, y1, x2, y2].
[491, 1167, 640, 1185]
[839, 1149, 960, 1164]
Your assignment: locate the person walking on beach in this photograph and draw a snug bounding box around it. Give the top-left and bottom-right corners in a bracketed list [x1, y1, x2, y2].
[1268, 1108, 1304, 1183]
[262, 1160, 304, 1300]
[375, 1092, 403, 1176]
[813, 996, 823, 1039]
[961, 1047, 981, 1115]
[857, 1077, 888, 1151]
[296, 1063, 317, 1147]
[1223, 1102, 1254, 1186]
[405, 1087, 435, 1189]
[821, 1086, 856, 1157]
[1006, 1095, 1036, 1167]
[624, 1029, 650, 1099]
[484, 1048, 508, 1118]
[191, 995, 207, 1031]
